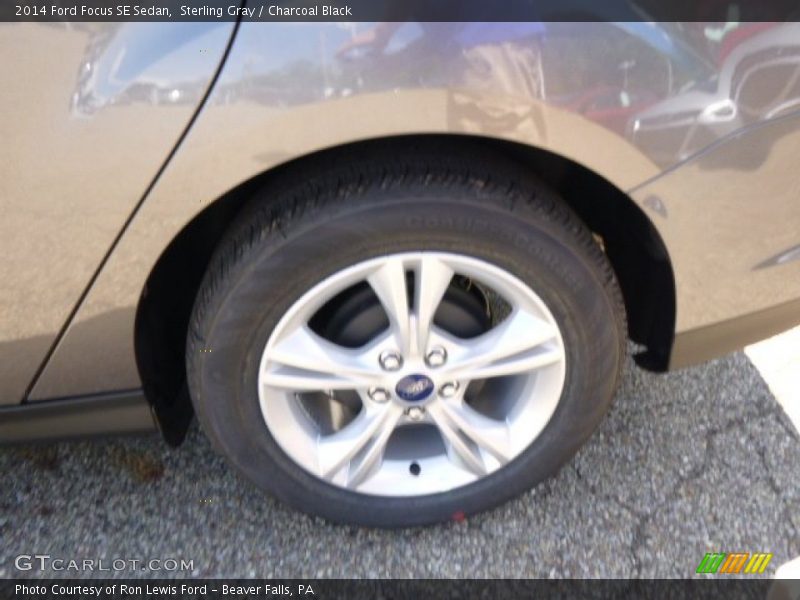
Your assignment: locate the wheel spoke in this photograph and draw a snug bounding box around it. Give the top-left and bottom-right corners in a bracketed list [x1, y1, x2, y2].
[443, 308, 562, 380]
[414, 255, 454, 354]
[317, 404, 403, 488]
[428, 399, 513, 475]
[262, 325, 383, 391]
[367, 258, 411, 355]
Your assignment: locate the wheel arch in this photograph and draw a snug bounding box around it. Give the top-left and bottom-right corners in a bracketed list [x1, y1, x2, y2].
[135, 134, 676, 443]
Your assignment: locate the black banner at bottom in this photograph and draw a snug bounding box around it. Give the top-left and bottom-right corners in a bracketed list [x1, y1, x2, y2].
[3, 579, 799, 600]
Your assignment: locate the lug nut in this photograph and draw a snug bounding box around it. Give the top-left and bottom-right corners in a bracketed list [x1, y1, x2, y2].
[379, 350, 403, 371]
[439, 381, 459, 398]
[425, 346, 448, 368]
[368, 387, 391, 403]
[406, 407, 425, 421]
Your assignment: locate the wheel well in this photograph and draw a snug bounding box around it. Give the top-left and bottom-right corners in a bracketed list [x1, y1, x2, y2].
[135, 134, 676, 443]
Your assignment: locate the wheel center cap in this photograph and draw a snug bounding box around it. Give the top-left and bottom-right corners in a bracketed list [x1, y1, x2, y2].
[395, 374, 434, 402]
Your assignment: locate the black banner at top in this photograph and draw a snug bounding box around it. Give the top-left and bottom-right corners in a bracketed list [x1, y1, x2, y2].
[2, 0, 800, 22]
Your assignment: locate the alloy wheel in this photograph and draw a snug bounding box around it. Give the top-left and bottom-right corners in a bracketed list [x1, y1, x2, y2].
[258, 252, 567, 497]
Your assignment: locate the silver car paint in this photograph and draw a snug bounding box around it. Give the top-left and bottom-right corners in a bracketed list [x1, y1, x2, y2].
[0, 22, 798, 402]
[0, 22, 236, 404]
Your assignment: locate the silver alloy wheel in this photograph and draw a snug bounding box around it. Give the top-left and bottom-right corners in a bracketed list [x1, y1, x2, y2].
[258, 252, 566, 497]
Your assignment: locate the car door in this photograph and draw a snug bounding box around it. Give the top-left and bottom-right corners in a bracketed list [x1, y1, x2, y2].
[0, 22, 236, 404]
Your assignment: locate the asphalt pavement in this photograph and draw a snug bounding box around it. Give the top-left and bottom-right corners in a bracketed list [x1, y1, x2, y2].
[2, 351, 798, 579]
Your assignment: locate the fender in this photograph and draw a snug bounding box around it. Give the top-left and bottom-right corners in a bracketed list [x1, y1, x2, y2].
[29, 21, 800, 398]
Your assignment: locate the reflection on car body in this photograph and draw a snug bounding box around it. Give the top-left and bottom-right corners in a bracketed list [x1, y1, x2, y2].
[2, 15, 800, 527]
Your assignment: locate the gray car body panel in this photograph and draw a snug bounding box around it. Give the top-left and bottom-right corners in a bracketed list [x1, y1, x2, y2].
[1, 21, 799, 407]
[0, 22, 236, 405]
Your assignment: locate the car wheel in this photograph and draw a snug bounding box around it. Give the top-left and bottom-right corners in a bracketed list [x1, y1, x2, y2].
[187, 147, 626, 527]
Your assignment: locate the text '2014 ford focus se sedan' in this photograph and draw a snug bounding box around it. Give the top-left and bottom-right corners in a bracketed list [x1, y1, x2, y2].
[2, 20, 800, 527]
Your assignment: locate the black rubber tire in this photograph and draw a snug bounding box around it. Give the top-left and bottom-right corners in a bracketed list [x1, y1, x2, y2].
[186, 143, 626, 528]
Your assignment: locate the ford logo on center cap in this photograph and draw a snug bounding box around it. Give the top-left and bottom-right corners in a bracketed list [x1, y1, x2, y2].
[395, 374, 434, 402]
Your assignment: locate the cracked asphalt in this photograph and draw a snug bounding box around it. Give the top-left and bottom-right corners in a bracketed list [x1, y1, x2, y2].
[1, 350, 798, 579]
